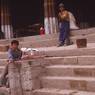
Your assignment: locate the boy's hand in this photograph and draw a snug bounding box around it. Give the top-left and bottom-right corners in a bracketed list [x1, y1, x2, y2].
[8, 59, 14, 63]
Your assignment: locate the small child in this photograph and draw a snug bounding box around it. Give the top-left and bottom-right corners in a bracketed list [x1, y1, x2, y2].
[0, 40, 22, 87]
[8, 40, 22, 62]
[0, 40, 46, 87]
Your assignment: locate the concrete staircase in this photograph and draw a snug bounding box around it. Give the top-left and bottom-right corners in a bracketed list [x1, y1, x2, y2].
[0, 27, 95, 95]
[33, 56, 95, 95]
[32, 42, 95, 95]
[1, 44, 93, 95]
[0, 27, 95, 51]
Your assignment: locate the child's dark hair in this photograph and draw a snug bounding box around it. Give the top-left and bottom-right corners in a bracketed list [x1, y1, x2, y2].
[11, 40, 19, 45]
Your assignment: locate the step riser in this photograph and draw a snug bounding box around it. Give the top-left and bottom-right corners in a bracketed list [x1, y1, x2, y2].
[42, 78, 95, 92]
[33, 92, 70, 95]
[46, 67, 95, 77]
[19, 39, 58, 48]
[44, 56, 95, 66]
[0, 63, 6, 66]
[0, 33, 58, 44]
[1, 56, 95, 65]
[42, 48, 95, 57]
[33, 90, 95, 95]
[33, 89, 95, 95]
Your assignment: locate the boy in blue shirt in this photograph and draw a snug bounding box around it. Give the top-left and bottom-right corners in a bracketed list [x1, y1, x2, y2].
[0, 40, 22, 87]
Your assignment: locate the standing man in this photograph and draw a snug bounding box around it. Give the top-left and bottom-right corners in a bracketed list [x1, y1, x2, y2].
[58, 3, 71, 46]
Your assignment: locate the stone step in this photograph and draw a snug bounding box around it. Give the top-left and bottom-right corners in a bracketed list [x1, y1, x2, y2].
[0, 28, 94, 44]
[70, 27, 95, 36]
[41, 76, 95, 92]
[33, 88, 95, 95]
[46, 65, 95, 77]
[38, 43, 95, 57]
[0, 33, 58, 44]
[1, 43, 95, 58]
[0, 28, 95, 50]
[9, 32, 95, 48]
[1, 55, 95, 66]
[43, 56, 95, 65]
[17, 32, 95, 48]
[71, 32, 95, 43]
[1, 33, 95, 52]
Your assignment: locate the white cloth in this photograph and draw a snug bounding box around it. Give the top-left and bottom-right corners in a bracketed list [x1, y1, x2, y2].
[21, 48, 39, 55]
[69, 12, 79, 30]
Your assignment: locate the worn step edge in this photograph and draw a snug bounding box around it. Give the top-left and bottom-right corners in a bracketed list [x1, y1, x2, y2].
[41, 76, 95, 91]
[45, 65, 95, 77]
[42, 76, 95, 81]
[33, 88, 95, 95]
[46, 65, 95, 69]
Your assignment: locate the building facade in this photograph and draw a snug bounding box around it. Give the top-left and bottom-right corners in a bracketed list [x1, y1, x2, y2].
[0, 0, 95, 39]
[1, 0, 13, 39]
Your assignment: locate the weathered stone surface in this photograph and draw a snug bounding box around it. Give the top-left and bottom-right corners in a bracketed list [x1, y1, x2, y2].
[63, 57, 78, 65]
[46, 65, 95, 77]
[33, 88, 95, 95]
[41, 76, 95, 91]
[2, 43, 95, 59]
[78, 56, 95, 65]
[39, 56, 95, 66]
[0, 28, 95, 48]
[70, 80, 87, 90]
[1, 28, 95, 95]
[36, 43, 95, 57]
[33, 88, 78, 95]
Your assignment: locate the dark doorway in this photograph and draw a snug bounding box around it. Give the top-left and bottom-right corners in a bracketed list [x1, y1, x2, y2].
[10, 0, 44, 37]
[55, 0, 95, 28]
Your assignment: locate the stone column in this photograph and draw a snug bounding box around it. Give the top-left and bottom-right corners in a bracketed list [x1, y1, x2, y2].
[1, 0, 13, 39]
[44, 0, 58, 34]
